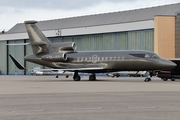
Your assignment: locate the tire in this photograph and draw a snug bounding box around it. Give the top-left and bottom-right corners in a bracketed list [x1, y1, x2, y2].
[144, 78, 149, 82]
[89, 75, 96, 81]
[74, 75, 81, 81]
[162, 78, 168, 81]
[116, 74, 120, 77]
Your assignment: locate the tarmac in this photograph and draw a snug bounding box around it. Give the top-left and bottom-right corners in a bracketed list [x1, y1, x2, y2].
[0, 75, 180, 120]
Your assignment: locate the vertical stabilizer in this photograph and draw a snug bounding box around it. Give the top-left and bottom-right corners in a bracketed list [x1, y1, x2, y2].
[24, 21, 51, 54]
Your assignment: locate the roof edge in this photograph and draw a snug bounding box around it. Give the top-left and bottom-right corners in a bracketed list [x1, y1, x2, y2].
[24, 20, 38, 24]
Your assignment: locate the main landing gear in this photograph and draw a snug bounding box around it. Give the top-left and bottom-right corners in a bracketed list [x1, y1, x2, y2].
[73, 71, 97, 81]
[144, 71, 153, 82]
[89, 73, 96, 81]
[56, 75, 59, 78]
[73, 71, 81, 81]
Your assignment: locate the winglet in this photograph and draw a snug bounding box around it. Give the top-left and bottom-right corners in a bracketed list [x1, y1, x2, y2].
[9, 54, 26, 70]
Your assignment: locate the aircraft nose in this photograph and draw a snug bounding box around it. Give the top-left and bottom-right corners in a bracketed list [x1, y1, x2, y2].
[160, 60, 176, 69]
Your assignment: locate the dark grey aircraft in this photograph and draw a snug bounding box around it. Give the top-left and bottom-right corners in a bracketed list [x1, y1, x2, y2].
[10, 21, 176, 82]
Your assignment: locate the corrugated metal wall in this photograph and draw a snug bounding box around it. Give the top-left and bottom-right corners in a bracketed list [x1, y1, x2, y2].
[0, 41, 7, 74]
[51, 29, 154, 51]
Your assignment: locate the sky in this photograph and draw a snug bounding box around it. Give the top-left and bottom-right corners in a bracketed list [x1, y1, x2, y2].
[1, 0, 180, 31]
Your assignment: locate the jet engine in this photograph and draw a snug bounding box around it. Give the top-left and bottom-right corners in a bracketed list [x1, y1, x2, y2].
[51, 42, 76, 53]
[41, 53, 67, 62]
[58, 42, 76, 52]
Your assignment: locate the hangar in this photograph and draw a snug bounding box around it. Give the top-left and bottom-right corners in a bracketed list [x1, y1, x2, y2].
[0, 3, 180, 75]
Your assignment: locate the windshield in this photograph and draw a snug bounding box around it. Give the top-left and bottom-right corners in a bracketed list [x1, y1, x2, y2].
[145, 53, 160, 58]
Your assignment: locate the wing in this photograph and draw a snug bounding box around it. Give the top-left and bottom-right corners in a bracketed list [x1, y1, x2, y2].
[9, 54, 26, 70]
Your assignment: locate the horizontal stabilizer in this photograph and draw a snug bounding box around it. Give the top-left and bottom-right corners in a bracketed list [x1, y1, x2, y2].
[6, 43, 30, 46]
[9, 54, 26, 70]
[30, 42, 47, 46]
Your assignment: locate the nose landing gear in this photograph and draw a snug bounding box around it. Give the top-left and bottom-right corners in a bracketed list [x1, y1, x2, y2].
[144, 71, 153, 82]
[144, 77, 151, 82]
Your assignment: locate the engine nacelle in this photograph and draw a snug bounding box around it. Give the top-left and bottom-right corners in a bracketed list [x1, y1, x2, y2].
[51, 42, 76, 53]
[59, 42, 76, 52]
[41, 53, 67, 62]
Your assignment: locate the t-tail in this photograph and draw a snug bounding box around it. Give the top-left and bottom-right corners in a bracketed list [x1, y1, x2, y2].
[24, 21, 76, 54]
[24, 21, 51, 54]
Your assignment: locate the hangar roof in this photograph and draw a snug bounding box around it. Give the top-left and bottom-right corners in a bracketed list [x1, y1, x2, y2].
[8, 3, 180, 34]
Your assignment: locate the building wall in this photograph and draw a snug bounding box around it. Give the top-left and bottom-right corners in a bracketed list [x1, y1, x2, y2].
[154, 16, 175, 59]
[0, 41, 7, 74]
[175, 14, 180, 58]
[50, 30, 154, 51]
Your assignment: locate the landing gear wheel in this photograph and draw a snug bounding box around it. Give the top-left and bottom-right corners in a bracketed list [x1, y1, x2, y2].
[171, 78, 175, 81]
[56, 75, 59, 78]
[73, 75, 81, 81]
[73, 71, 80, 81]
[89, 75, 96, 81]
[116, 74, 120, 77]
[162, 78, 168, 81]
[144, 78, 151, 82]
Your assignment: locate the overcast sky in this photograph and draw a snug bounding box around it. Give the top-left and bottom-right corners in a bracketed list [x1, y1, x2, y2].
[1, 0, 180, 31]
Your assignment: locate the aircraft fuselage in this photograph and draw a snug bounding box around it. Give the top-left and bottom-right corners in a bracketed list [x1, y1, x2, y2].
[25, 50, 176, 73]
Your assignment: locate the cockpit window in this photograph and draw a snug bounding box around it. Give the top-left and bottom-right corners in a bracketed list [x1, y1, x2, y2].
[145, 54, 150, 58]
[145, 53, 160, 58]
[130, 53, 160, 58]
[129, 54, 145, 58]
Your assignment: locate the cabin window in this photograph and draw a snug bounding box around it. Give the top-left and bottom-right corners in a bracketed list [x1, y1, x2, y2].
[105, 57, 108, 61]
[122, 57, 124, 60]
[77, 57, 80, 61]
[102, 57, 104, 61]
[97, 57, 100, 61]
[81, 57, 83, 61]
[85, 57, 88, 61]
[109, 57, 112, 60]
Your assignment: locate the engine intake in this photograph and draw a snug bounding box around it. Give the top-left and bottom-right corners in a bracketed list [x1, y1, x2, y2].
[41, 53, 67, 62]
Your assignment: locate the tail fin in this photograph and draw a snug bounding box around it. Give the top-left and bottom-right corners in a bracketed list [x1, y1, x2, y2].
[24, 21, 51, 54]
